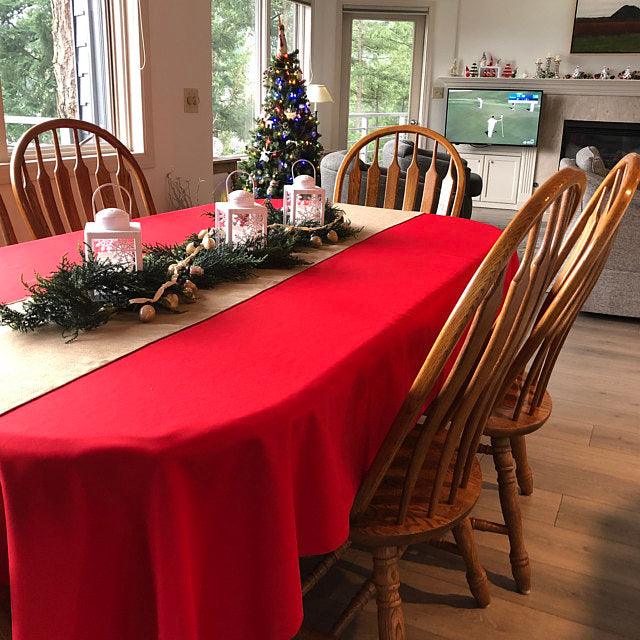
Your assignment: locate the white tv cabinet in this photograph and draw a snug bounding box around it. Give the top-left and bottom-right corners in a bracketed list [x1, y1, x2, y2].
[457, 145, 537, 210]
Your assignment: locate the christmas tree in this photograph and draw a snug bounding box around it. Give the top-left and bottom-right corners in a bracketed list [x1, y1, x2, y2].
[240, 17, 323, 198]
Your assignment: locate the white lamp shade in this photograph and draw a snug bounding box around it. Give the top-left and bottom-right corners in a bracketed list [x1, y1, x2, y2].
[307, 84, 333, 104]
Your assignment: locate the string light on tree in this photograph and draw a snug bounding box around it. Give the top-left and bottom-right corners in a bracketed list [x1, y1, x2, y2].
[240, 16, 323, 198]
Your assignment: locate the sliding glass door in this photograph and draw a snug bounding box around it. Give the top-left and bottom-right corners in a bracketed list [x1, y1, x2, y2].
[340, 11, 427, 149]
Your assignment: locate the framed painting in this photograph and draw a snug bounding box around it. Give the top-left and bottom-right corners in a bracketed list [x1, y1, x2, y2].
[571, 1, 640, 53]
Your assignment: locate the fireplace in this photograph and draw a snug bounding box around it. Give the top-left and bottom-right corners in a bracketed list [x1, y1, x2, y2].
[560, 120, 640, 168]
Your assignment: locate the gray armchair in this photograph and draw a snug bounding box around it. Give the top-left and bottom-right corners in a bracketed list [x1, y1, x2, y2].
[321, 139, 482, 219]
[560, 146, 639, 318]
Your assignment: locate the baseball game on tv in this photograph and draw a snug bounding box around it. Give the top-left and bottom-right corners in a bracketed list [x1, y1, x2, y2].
[445, 88, 544, 147]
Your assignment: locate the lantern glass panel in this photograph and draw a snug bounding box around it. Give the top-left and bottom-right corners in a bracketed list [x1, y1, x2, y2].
[90, 236, 138, 271]
[295, 192, 324, 224]
[231, 211, 266, 244]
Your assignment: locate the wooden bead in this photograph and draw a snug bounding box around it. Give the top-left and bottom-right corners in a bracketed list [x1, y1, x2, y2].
[139, 304, 156, 323]
[185, 242, 197, 255]
[310, 235, 322, 248]
[326, 230, 339, 243]
[163, 293, 179, 309]
[168, 263, 179, 275]
[189, 265, 204, 277]
[202, 235, 216, 250]
[197, 229, 208, 239]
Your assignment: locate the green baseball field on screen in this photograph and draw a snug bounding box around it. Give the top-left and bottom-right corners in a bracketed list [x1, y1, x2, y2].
[445, 89, 543, 147]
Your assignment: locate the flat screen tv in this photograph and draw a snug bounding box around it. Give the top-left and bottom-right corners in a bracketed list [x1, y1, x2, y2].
[445, 88, 543, 147]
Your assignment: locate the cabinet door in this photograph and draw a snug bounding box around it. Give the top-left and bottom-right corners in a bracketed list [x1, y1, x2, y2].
[482, 155, 521, 204]
[459, 154, 484, 200]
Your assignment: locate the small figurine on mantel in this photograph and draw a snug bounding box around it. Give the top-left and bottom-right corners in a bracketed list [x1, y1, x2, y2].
[620, 65, 633, 79]
[465, 65, 471, 78]
[598, 66, 612, 80]
[469, 62, 479, 77]
[449, 59, 460, 77]
[502, 63, 514, 78]
[571, 64, 582, 79]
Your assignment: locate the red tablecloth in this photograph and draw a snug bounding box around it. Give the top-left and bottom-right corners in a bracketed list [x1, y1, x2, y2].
[0, 206, 512, 640]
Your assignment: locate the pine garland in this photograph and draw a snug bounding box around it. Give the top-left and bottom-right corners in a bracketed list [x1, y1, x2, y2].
[0, 203, 356, 341]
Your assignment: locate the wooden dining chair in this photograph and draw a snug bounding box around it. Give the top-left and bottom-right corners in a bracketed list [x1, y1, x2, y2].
[300, 167, 588, 640]
[333, 125, 467, 216]
[10, 118, 156, 239]
[0, 192, 18, 246]
[465, 153, 640, 597]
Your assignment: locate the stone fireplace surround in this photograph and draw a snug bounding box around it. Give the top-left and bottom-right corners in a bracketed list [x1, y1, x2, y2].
[438, 77, 640, 186]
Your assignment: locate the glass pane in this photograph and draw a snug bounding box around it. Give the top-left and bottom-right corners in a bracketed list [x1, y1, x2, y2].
[347, 19, 415, 150]
[0, 0, 111, 146]
[212, 0, 257, 157]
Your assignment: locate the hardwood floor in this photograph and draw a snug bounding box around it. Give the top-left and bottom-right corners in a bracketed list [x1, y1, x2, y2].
[300, 313, 640, 639]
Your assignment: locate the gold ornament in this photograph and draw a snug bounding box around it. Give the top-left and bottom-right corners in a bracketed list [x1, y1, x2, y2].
[284, 109, 296, 120]
[139, 304, 156, 323]
[185, 242, 197, 255]
[310, 235, 322, 248]
[201, 235, 216, 250]
[326, 230, 339, 243]
[189, 265, 204, 277]
[163, 293, 180, 309]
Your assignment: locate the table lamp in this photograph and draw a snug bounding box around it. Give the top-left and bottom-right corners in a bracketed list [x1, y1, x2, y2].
[307, 84, 333, 116]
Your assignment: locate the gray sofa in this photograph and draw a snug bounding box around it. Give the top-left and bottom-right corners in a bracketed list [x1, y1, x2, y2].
[561, 146, 639, 318]
[321, 140, 483, 219]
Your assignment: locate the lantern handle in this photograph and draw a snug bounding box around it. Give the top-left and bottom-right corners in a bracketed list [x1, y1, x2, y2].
[226, 170, 257, 197]
[92, 183, 133, 217]
[291, 159, 316, 182]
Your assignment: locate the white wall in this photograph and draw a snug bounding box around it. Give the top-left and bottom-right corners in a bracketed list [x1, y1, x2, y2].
[456, 0, 640, 82]
[144, 0, 213, 211]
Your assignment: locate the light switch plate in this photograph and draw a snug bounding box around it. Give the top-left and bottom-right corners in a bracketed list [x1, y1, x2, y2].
[432, 86, 445, 100]
[184, 88, 200, 113]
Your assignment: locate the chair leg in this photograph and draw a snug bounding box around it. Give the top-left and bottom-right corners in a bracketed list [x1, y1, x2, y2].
[491, 436, 531, 594]
[452, 517, 491, 607]
[510, 435, 534, 496]
[372, 546, 406, 640]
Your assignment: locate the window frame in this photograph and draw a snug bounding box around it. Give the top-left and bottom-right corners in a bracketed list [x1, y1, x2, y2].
[0, 0, 154, 182]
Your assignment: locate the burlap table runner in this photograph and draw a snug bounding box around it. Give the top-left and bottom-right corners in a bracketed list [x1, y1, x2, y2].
[0, 205, 420, 415]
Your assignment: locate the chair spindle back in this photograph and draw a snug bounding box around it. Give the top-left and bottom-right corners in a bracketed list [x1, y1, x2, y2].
[0, 193, 17, 246]
[497, 153, 640, 421]
[334, 125, 467, 216]
[10, 119, 156, 239]
[351, 167, 588, 525]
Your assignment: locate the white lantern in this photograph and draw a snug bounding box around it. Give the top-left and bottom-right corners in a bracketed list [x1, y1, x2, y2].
[214, 171, 268, 245]
[283, 160, 325, 226]
[84, 184, 142, 271]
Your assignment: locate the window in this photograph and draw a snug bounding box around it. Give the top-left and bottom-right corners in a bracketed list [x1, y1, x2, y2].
[212, 0, 311, 158]
[0, 0, 145, 159]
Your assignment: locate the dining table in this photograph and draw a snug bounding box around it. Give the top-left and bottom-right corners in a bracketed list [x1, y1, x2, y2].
[0, 201, 516, 640]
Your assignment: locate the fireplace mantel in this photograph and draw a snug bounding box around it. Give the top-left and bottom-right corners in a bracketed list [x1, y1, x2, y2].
[437, 76, 640, 97]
